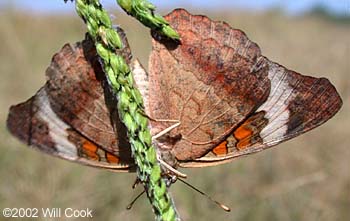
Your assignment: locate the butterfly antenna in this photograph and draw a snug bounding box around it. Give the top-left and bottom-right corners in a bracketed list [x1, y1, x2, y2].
[178, 178, 231, 212]
[126, 190, 146, 210]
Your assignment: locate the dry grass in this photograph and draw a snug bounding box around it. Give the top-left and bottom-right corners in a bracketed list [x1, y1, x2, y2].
[0, 6, 349, 221]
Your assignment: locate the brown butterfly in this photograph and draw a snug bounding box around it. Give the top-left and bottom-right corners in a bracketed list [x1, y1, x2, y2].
[7, 9, 342, 174]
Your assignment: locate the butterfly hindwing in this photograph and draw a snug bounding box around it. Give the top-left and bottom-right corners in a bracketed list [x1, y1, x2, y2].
[182, 58, 342, 167]
[7, 88, 134, 171]
[7, 29, 136, 171]
[148, 9, 342, 168]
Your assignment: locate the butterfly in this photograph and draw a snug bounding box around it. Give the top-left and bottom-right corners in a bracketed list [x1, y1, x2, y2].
[7, 9, 342, 174]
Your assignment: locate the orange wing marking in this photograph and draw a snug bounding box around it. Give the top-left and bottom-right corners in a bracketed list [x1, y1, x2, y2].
[234, 125, 254, 150]
[212, 140, 228, 156]
[106, 152, 120, 163]
[82, 140, 99, 161]
[233, 111, 268, 150]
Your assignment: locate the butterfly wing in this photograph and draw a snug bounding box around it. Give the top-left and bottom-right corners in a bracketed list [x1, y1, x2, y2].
[7, 87, 134, 171]
[46, 32, 132, 157]
[7, 31, 136, 171]
[149, 9, 271, 161]
[180, 58, 342, 167]
[148, 9, 342, 168]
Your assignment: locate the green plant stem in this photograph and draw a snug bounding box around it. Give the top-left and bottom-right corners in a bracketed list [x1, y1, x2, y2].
[75, 0, 178, 220]
[117, 0, 180, 40]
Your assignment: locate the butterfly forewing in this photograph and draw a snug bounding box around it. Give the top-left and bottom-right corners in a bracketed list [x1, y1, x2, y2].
[7, 31, 136, 171]
[149, 9, 272, 162]
[149, 9, 342, 168]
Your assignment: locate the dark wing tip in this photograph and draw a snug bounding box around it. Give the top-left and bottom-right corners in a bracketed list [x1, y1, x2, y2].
[7, 98, 34, 145]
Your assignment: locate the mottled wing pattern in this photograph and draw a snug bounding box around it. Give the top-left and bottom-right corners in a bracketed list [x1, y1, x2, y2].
[7, 88, 133, 171]
[149, 9, 271, 161]
[184, 58, 342, 167]
[7, 32, 136, 171]
[46, 33, 131, 157]
[149, 9, 342, 168]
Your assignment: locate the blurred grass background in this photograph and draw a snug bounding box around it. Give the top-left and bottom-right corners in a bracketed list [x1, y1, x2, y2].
[0, 3, 349, 221]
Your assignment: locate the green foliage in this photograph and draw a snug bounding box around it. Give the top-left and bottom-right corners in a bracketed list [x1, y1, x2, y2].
[75, 0, 178, 220]
[117, 0, 180, 40]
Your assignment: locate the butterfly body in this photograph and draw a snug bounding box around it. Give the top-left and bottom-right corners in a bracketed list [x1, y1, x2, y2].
[7, 9, 342, 172]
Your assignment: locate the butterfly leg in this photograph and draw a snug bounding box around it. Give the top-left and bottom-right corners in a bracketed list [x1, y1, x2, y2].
[140, 111, 185, 177]
[139, 110, 181, 140]
[139, 109, 179, 124]
[157, 155, 187, 178]
[152, 121, 181, 140]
